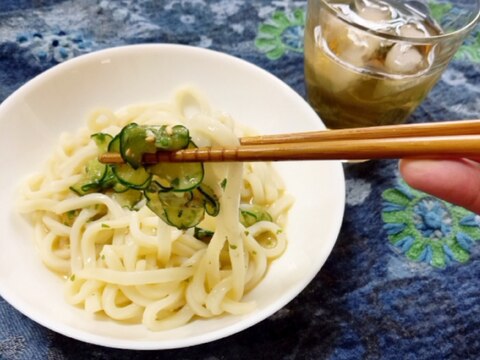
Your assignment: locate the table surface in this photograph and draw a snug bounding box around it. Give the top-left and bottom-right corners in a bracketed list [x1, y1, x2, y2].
[1, 1, 480, 359]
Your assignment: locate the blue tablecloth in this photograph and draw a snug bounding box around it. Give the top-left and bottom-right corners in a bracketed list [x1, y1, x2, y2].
[1, 1, 480, 359]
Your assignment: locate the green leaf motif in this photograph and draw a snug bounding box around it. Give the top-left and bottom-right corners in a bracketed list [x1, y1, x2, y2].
[382, 182, 480, 268]
[455, 43, 480, 62]
[254, 37, 277, 52]
[258, 23, 284, 37]
[428, 1, 480, 63]
[266, 46, 286, 61]
[382, 188, 411, 207]
[428, 1, 453, 23]
[255, 8, 305, 61]
[406, 240, 426, 260]
[271, 11, 291, 28]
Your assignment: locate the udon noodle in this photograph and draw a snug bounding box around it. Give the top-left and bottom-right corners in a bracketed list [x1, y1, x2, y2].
[17, 88, 293, 330]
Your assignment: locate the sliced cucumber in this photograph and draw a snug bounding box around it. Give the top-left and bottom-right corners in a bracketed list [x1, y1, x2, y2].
[70, 158, 107, 195]
[145, 183, 169, 224]
[108, 134, 120, 153]
[91, 133, 113, 154]
[148, 162, 204, 192]
[147, 143, 203, 192]
[239, 204, 273, 227]
[194, 227, 214, 242]
[197, 185, 220, 216]
[70, 178, 98, 196]
[155, 125, 190, 151]
[71, 123, 220, 231]
[71, 133, 112, 196]
[158, 190, 194, 208]
[112, 189, 143, 210]
[163, 206, 205, 229]
[99, 166, 117, 189]
[113, 163, 152, 190]
[159, 191, 205, 229]
[120, 123, 156, 168]
[145, 190, 206, 229]
[112, 181, 129, 193]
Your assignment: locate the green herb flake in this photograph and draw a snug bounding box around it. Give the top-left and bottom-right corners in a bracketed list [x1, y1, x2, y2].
[252, 251, 257, 256]
[66, 210, 76, 219]
[244, 231, 250, 236]
[101, 223, 110, 228]
[220, 178, 227, 190]
[229, 244, 238, 250]
[276, 229, 283, 234]
[69, 274, 76, 281]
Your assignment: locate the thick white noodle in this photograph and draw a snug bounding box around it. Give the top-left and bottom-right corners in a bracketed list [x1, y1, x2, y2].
[17, 87, 292, 331]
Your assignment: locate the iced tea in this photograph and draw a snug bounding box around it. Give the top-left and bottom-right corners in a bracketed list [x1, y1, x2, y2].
[305, 0, 445, 128]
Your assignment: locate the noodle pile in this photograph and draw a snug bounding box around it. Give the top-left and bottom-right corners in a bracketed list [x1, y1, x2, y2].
[17, 88, 293, 330]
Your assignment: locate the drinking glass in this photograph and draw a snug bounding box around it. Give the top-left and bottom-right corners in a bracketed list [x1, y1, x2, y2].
[304, 0, 480, 129]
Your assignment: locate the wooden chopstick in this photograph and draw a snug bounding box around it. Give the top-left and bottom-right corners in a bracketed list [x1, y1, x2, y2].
[99, 120, 480, 163]
[240, 119, 480, 145]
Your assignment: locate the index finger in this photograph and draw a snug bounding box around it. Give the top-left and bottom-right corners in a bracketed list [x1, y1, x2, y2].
[399, 158, 480, 214]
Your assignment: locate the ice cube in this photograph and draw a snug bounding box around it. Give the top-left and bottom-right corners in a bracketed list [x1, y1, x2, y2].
[321, 10, 350, 50]
[321, 12, 376, 62]
[315, 1, 391, 92]
[344, 27, 380, 60]
[307, 41, 362, 94]
[325, 54, 363, 93]
[355, 0, 393, 22]
[323, 31, 376, 92]
[307, 34, 363, 93]
[359, 5, 391, 22]
[340, 45, 368, 67]
[398, 23, 428, 38]
[384, 43, 424, 74]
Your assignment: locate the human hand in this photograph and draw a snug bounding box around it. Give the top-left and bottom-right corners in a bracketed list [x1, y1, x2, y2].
[399, 158, 480, 214]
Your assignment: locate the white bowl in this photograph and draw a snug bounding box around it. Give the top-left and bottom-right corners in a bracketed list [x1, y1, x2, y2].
[0, 44, 345, 350]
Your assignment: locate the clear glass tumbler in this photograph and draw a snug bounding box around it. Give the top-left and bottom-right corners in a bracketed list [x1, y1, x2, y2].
[304, 0, 480, 129]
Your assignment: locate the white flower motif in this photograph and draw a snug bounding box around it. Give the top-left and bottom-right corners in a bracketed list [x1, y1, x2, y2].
[450, 97, 480, 117]
[231, 24, 244, 34]
[346, 178, 372, 206]
[209, 0, 243, 22]
[442, 68, 480, 93]
[197, 35, 213, 48]
[180, 15, 195, 24]
[258, 5, 277, 18]
[165, 0, 206, 10]
[442, 68, 467, 86]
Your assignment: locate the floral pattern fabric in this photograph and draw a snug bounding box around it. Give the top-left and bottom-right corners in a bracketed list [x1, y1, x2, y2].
[1, 0, 480, 359]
